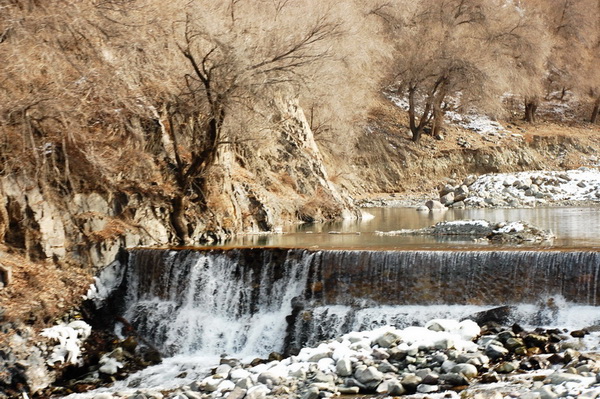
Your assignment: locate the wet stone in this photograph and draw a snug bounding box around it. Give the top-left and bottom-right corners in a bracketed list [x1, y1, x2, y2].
[401, 374, 422, 392]
[439, 373, 469, 387]
[485, 343, 509, 360]
[480, 371, 500, 384]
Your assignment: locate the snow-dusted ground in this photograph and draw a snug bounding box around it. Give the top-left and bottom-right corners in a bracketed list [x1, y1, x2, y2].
[387, 93, 509, 139]
[64, 317, 600, 399]
[441, 168, 600, 208]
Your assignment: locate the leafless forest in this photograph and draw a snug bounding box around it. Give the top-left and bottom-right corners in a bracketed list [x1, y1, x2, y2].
[1, 0, 599, 223]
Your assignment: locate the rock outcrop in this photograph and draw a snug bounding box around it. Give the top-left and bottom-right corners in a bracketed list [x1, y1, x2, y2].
[376, 220, 555, 244]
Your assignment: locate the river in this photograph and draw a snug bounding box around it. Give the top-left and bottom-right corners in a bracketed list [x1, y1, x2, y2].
[227, 206, 600, 249]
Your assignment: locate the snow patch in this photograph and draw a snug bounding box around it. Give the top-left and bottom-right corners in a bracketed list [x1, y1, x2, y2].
[40, 320, 92, 366]
[84, 260, 125, 306]
[494, 222, 525, 234]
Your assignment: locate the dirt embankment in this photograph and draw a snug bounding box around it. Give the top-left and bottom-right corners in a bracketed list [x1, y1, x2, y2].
[342, 99, 600, 202]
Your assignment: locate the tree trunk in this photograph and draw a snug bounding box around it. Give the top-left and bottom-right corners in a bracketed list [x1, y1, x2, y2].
[170, 196, 189, 245]
[432, 107, 444, 138]
[408, 87, 432, 143]
[591, 95, 600, 124]
[431, 89, 447, 139]
[524, 99, 538, 123]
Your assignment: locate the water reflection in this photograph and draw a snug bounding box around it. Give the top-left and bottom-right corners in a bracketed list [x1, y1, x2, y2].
[225, 207, 600, 249]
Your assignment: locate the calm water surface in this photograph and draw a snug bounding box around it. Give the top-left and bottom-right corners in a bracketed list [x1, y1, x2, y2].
[225, 207, 600, 249]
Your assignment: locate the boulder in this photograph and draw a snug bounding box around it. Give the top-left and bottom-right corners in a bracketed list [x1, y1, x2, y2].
[377, 360, 398, 373]
[225, 387, 247, 399]
[440, 192, 455, 206]
[440, 184, 455, 197]
[439, 373, 469, 387]
[485, 344, 509, 360]
[465, 305, 516, 325]
[425, 200, 446, 211]
[354, 365, 383, 385]
[257, 372, 283, 385]
[375, 331, 402, 348]
[235, 378, 254, 390]
[532, 386, 558, 399]
[451, 363, 478, 379]
[246, 385, 270, 399]
[401, 374, 422, 392]
[336, 358, 352, 377]
[417, 384, 439, 393]
[453, 185, 469, 202]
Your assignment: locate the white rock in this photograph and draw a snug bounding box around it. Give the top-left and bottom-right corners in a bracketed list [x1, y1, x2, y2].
[217, 380, 236, 393]
[230, 368, 251, 382]
[245, 385, 270, 399]
[202, 376, 223, 392]
[215, 364, 232, 378]
[417, 384, 439, 393]
[336, 358, 352, 377]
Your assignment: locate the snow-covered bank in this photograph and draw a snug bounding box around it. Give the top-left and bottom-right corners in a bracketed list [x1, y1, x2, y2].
[438, 168, 600, 209]
[63, 317, 600, 399]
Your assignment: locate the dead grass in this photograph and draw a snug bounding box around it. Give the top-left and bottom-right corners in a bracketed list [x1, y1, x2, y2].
[0, 250, 92, 332]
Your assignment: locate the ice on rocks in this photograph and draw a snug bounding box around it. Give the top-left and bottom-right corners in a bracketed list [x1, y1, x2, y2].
[40, 320, 92, 365]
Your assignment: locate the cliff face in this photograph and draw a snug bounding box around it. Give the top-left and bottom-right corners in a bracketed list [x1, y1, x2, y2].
[0, 98, 355, 270]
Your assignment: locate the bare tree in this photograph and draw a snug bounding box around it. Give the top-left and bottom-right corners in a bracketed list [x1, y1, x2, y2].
[0, 0, 379, 244]
[378, 0, 516, 142]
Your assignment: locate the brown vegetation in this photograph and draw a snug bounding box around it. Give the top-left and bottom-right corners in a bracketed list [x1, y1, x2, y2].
[0, 0, 599, 250]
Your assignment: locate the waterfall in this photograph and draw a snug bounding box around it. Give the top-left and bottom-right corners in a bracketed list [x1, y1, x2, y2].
[121, 249, 313, 357]
[113, 248, 600, 358]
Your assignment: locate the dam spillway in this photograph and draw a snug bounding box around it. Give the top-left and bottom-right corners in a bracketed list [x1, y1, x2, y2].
[110, 248, 600, 358]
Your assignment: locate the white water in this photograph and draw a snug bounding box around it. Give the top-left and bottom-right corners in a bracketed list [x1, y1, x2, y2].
[122, 250, 314, 357]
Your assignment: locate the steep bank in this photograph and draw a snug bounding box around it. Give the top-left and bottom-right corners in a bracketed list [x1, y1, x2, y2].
[342, 99, 600, 200]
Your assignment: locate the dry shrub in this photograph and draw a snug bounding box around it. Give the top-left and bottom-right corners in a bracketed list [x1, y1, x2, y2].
[279, 172, 297, 191]
[297, 188, 342, 222]
[87, 219, 131, 243]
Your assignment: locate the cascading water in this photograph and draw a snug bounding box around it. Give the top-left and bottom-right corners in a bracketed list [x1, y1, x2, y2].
[120, 249, 314, 357]
[112, 248, 600, 360]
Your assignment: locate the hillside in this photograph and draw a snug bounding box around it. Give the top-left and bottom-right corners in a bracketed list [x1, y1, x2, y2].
[2, 0, 600, 396]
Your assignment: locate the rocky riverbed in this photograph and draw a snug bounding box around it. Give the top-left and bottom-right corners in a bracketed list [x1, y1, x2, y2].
[47, 313, 600, 399]
[437, 168, 600, 209]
